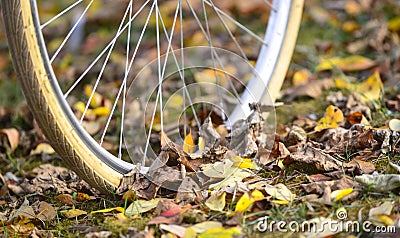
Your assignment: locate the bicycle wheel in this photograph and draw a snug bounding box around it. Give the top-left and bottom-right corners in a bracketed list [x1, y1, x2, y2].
[1, 0, 303, 193]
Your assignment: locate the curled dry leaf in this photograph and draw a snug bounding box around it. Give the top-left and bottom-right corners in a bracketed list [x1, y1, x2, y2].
[0, 128, 19, 153]
[285, 144, 343, 174]
[355, 174, 400, 192]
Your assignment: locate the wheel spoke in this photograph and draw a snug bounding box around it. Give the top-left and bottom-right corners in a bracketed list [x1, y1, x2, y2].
[208, 0, 248, 60]
[80, 2, 134, 123]
[100, 0, 156, 147]
[50, 0, 94, 63]
[186, 0, 242, 103]
[40, 0, 84, 29]
[158, 2, 201, 128]
[203, 0, 269, 46]
[64, 0, 151, 98]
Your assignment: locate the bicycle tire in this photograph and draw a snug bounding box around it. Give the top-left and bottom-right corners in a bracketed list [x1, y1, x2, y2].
[1, 0, 303, 194]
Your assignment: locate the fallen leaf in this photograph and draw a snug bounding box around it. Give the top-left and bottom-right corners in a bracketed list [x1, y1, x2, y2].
[60, 209, 87, 218]
[183, 130, 195, 154]
[76, 192, 92, 202]
[316, 55, 375, 72]
[292, 69, 312, 86]
[234, 192, 253, 213]
[315, 105, 344, 132]
[90, 207, 125, 214]
[160, 224, 187, 237]
[36, 201, 56, 221]
[388, 16, 400, 32]
[205, 191, 226, 212]
[369, 201, 395, 227]
[265, 183, 295, 202]
[346, 112, 370, 126]
[331, 188, 353, 202]
[234, 190, 265, 213]
[198, 227, 241, 238]
[283, 78, 335, 102]
[190, 221, 223, 233]
[355, 174, 400, 192]
[355, 71, 384, 102]
[55, 194, 75, 205]
[125, 198, 164, 216]
[389, 119, 400, 131]
[30, 143, 55, 156]
[0, 128, 19, 153]
[84, 85, 102, 108]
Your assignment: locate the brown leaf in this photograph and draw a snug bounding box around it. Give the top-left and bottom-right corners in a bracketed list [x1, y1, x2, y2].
[285, 144, 343, 174]
[55, 194, 75, 205]
[301, 176, 359, 202]
[0, 128, 19, 153]
[283, 78, 335, 102]
[36, 201, 56, 221]
[344, 158, 375, 175]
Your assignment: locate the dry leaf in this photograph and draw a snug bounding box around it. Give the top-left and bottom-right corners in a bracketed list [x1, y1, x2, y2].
[356, 71, 384, 102]
[265, 183, 295, 202]
[355, 174, 400, 192]
[36, 201, 56, 221]
[160, 224, 186, 237]
[30, 143, 55, 156]
[0, 128, 19, 153]
[55, 194, 75, 205]
[125, 198, 164, 216]
[316, 55, 375, 72]
[60, 209, 87, 218]
[198, 227, 241, 238]
[183, 130, 195, 154]
[389, 119, 400, 131]
[205, 191, 226, 212]
[189, 221, 223, 233]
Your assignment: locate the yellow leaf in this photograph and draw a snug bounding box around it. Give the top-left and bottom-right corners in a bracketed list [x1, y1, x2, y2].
[251, 190, 265, 201]
[316, 55, 375, 72]
[331, 188, 353, 202]
[190, 221, 223, 233]
[373, 214, 395, 226]
[345, 1, 362, 16]
[315, 105, 344, 132]
[355, 71, 384, 102]
[74, 101, 86, 113]
[292, 69, 311, 86]
[334, 76, 352, 89]
[183, 227, 197, 238]
[92, 106, 110, 117]
[90, 207, 125, 214]
[60, 209, 87, 219]
[234, 193, 253, 213]
[342, 20, 361, 33]
[198, 136, 206, 152]
[271, 200, 290, 205]
[205, 192, 226, 212]
[183, 130, 195, 154]
[84, 85, 102, 108]
[388, 16, 400, 32]
[233, 158, 258, 170]
[30, 143, 55, 156]
[167, 94, 184, 109]
[198, 227, 241, 238]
